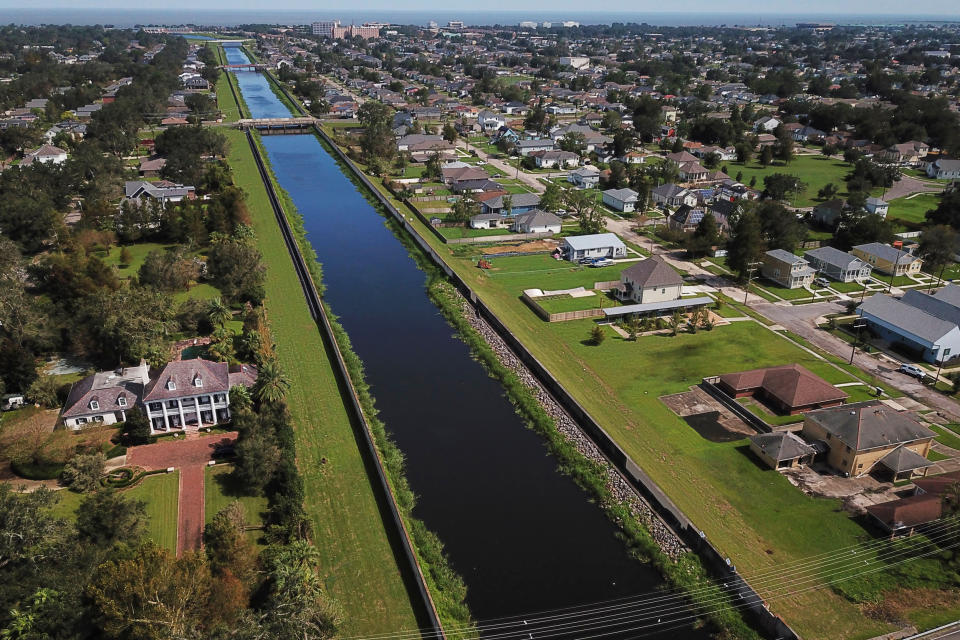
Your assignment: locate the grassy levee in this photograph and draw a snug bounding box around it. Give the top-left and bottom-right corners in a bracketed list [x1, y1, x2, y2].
[208, 44, 247, 121]
[318, 125, 896, 640]
[224, 128, 418, 635]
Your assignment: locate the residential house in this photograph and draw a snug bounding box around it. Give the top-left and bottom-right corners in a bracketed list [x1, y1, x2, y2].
[749, 432, 817, 470]
[20, 144, 67, 166]
[866, 470, 960, 534]
[477, 109, 506, 132]
[718, 364, 849, 415]
[560, 233, 627, 261]
[142, 359, 257, 432]
[124, 180, 195, 203]
[511, 209, 562, 234]
[602, 188, 639, 213]
[677, 161, 709, 182]
[651, 183, 698, 209]
[761, 249, 815, 289]
[851, 242, 922, 276]
[480, 192, 541, 216]
[469, 212, 507, 230]
[516, 139, 556, 156]
[801, 401, 935, 478]
[926, 158, 960, 180]
[881, 141, 929, 167]
[753, 116, 781, 132]
[706, 199, 741, 232]
[531, 150, 579, 169]
[865, 197, 889, 218]
[138, 157, 167, 178]
[567, 167, 600, 189]
[792, 126, 826, 143]
[857, 285, 960, 364]
[614, 256, 683, 304]
[61, 361, 150, 430]
[441, 165, 489, 185]
[669, 204, 705, 232]
[804, 246, 872, 282]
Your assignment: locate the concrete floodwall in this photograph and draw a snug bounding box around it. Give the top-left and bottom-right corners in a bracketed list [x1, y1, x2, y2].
[314, 124, 800, 640]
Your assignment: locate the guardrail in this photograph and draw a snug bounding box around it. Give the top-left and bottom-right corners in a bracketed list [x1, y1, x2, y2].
[244, 130, 446, 639]
[313, 123, 800, 640]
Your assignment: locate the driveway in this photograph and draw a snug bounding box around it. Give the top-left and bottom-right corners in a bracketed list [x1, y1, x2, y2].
[884, 174, 945, 201]
[465, 145, 549, 194]
[752, 300, 960, 418]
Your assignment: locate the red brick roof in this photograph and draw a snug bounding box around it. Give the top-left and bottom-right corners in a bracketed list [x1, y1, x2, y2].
[719, 364, 848, 410]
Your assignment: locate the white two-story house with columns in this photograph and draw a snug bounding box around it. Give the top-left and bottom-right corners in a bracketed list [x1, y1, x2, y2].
[141, 359, 257, 432]
[61, 358, 257, 433]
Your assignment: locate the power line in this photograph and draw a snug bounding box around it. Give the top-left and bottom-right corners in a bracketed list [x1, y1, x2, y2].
[343, 518, 958, 640]
[345, 523, 959, 640]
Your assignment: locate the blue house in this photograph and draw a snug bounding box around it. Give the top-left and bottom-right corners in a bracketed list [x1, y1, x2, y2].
[480, 193, 541, 216]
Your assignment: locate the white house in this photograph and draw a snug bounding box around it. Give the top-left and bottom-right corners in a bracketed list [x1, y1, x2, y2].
[602, 188, 639, 212]
[753, 116, 781, 132]
[615, 256, 683, 304]
[567, 167, 600, 188]
[141, 359, 257, 432]
[865, 197, 889, 218]
[561, 233, 627, 261]
[927, 159, 960, 180]
[511, 209, 562, 234]
[61, 361, 150, 430]
[477, 109, 506, 132]
[559, 56, 590, 69]
[21, 144, 67, 166]
[531, 150, 579, 169]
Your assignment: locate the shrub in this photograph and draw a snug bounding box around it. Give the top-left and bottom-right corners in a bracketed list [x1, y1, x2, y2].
[61, 452, 107, 493]
[26, 375, 60, 408]
[589, 325, 606, 345]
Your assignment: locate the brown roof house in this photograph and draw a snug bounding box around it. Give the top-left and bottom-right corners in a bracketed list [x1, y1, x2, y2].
[801, 401, 936, 479]
[718, 364, 849, 415]
[865, 470, 960, 534]
[142, 359, 257, 433]
[749, 431, 817, 470]
[61, 361, 150, 430]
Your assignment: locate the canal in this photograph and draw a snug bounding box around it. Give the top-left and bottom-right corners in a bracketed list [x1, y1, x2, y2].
[225, 46, 707, 639]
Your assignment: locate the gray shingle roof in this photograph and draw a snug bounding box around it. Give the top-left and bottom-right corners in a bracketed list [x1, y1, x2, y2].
[877, 445, 935, 473]
[620, 256, 683, 289]
[766, 249, 806, 265]
[483, 192, 541, 209]
[854, 242, 921, 265]
[604, 188, 638, 203]
[804, 246, 868, 272]
[750, 432, 816, 462]
[805, 401, 936, 452]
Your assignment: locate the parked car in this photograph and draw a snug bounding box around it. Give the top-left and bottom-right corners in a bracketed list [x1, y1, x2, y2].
[814, 277, 831, 288]
[898, 363, 926, 380]
[590, 258, 615, 267]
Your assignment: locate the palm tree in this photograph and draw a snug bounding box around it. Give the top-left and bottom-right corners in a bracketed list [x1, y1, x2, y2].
[208, 297, 232, 329]
[254, 360, 290, 405]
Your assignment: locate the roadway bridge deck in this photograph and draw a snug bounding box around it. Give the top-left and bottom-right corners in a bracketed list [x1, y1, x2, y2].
[237, 117, 317, 133]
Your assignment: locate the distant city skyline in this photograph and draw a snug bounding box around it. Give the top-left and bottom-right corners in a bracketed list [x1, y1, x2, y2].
[4, 1, 960, 16]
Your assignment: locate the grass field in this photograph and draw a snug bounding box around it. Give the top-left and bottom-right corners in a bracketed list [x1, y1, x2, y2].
[224, 128, 418, 634]
[205, 464, 268, 527]
[129, 471, 180, 553]
[209, 44, 245, 121]
[728, 155, 866, 208]
[887, 193, 940, 225]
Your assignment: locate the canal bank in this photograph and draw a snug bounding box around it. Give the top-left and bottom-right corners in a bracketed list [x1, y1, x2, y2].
[224, 46, 725, 640]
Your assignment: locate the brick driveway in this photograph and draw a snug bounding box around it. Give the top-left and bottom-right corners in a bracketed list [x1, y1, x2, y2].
[126, 433, 237, 555]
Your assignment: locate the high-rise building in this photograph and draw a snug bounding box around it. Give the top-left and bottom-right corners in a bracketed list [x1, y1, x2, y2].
[311, 20, 340, 37]
[447, 20, 465, 29]
[331, 24, 380, 40]
[519, 21, 538, 28]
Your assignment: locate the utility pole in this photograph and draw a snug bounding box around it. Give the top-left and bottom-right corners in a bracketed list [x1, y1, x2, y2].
[849, 318, 867, 364]
[744, 261, 763, 306]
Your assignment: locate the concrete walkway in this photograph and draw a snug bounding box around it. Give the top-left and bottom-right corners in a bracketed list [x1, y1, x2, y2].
[465, 144, 551, 194]
[126, 432, 237, 555]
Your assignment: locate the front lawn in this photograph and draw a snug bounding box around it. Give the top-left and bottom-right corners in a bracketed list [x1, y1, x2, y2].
[728, 155, 862, 208]
[888, 193, 940, 225]
[480, 253, 633, 293]
[205, 464, 268, 537]
[126, 471, 180, 553]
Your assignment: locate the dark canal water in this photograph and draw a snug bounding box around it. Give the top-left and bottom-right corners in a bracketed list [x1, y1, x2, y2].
[225, 46, 708, 639]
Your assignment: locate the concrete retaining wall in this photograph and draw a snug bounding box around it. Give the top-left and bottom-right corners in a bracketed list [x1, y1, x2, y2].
[245, 131, 445, 639]
[314, 125, 800, 640]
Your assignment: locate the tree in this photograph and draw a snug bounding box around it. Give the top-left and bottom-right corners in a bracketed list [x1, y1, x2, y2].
[232, 413, 281, 496]
[60, 452, 106, 493]
[589, 325, 606, 345]
[442, 123, 458, 144]
[0, 485, 68, 573]
[759, 145, 774, 167]
[87, 544, 213, 640]
[204, 501, 257, 586]
[727, 210, 765, 280]
[817, 183, 838, 200]
[757, 202, 806, 253]
[121, 408, 152, 446]
[834, 210, 895, 250]
[926, 190, 960, 231]
[918, 225, 959, 288]
[735, 142, 753, 165]
[762, 174, 806, 202]
[685, 212, 720, 257]
[564, 188, 605, 234]
[357, 102, 396, 171]
[450, 194, 479, 224]
[846, 190, 868, 211]
[75, 490, 147, 548]
[208, 297, 232, 330]
[539, 183, 563, 213]
[119, 246, 132, 266]
[229, 385, 252, 413]
[207, 235, 266, 305]
[558, 132, 586, 155]
[253, 360, 290, 406]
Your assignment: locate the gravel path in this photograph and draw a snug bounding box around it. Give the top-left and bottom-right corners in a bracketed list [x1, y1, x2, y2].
[453, 289, 687, 559]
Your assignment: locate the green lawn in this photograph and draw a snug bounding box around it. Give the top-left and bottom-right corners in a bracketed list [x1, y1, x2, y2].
[127, 471, 180, 553]
[929, 425, 960, 451]
[482, 254, 634, 294]
[224, 129, 418, 634]
[205, 464, 268, 530]
[728, 155, 863, 208]
[887, 193, 940, 225]
[209, 44, 244, 122]
[100, 242, 178, 275]
[437, 225, 514, 239]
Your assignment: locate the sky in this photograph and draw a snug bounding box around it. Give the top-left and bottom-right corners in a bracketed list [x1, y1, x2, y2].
[4, 0, 960, 15]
